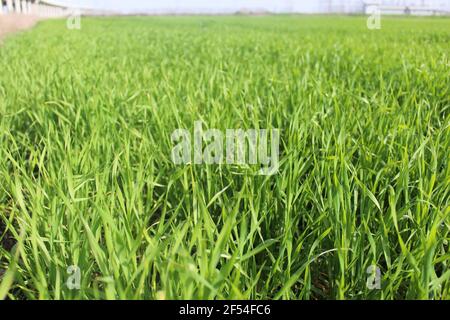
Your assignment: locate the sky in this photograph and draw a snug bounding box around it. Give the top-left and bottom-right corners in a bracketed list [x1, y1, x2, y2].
[43, 0, 450, 14]
[43, 0, 329, 13]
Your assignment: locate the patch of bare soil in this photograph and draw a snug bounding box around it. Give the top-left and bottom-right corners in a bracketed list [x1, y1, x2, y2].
[0, 14, 40, 41]
[0, 203, 16, 280]
[0, 220, 15, 253]
[0, 219, 14, 280]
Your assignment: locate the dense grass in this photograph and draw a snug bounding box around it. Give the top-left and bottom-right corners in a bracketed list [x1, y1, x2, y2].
[0, 16, 449, 300]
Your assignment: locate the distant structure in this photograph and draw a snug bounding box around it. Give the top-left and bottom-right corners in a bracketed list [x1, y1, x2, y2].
[362, 0, 450, 15]
[313, 0, 450, 15]
[0, 0, 70, 16]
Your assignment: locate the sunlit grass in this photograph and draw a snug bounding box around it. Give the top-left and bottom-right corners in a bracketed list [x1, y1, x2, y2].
[0, 16, 449, 300]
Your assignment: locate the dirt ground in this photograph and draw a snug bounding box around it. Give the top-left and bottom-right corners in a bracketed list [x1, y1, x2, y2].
[0, 14, 40, 41]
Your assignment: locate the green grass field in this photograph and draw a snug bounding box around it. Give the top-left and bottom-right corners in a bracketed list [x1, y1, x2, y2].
[0, 16, 449, 300]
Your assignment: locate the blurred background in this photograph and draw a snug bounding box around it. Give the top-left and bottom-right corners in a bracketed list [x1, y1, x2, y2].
[1, 0, 450, 16]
